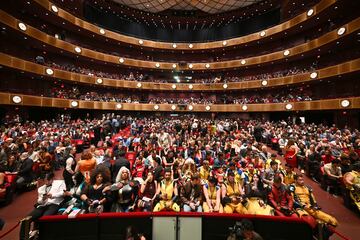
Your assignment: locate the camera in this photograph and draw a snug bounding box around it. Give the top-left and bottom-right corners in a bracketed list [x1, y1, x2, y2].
[228, 221, 244, 240]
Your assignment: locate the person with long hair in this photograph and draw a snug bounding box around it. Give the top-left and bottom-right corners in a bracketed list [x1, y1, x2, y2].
[284, 139, 298, 169]
[80, 167, 111, 213]
[244, 173, 274, 215]
[203, 176, 223, 213]
[138, 171, 157, 212]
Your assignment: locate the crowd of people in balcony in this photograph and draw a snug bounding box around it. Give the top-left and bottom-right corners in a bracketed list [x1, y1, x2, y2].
[43, 61, 310, 84]
[1, 113, 360, 239]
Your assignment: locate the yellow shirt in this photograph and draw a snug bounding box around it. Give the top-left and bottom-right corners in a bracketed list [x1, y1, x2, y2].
[160, 180, 175, 200]
[199, 166, 210, 181]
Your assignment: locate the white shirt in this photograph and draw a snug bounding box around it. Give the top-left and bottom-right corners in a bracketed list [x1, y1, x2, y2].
[37, 180, 66, 206]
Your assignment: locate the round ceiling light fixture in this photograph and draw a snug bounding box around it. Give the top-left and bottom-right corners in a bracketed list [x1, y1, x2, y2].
[285, 103, 293, 110]
[172, 84, 177, 89]
[260, 31, 266, 37]
[205, 105, 211, 111]
[223, 83, 228, 89]
[116, 103, 122, 109]
[242, 105, 248, 111]
[155, 63, 160, 68]
[45, 68, 54, 75]
[188, 84, 193, 89]
[172, 43, 177, 48]
[96, 78, 103, 84]
[341, 99, 350, 108]
[241, 59, 246, 65]
[171, 105, 176, 110]
[119, 58, 124, 63]
[172, 64, 177, 69]
[307, 9, 314, 16]
[188, 105, 194, 111]
[71, 101, 79, 108]
[222, 41, 227, 46]
[99, 28, 105, 35]
[261, 80, 268, 86]
[74, 46, 82, 53]
[136, 82, 142, 88]
[188, 44, 193, 49]
[188, 64, 193, 69]
[154, 105, 159, 110]
[205, 63, 210, 68]
[310, 72, 318, 79]
[51, 5, 59, 13]
[337, 27, 346, 36]
[12, 95, 22, 104]
[138, 39, 143, 45]
[18, 22, 27, 31]
[283, 50, 290, 56]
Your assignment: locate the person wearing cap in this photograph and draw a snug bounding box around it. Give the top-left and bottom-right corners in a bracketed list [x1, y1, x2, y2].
[16, 152, 34, 190]
[222, 171, 247, 214]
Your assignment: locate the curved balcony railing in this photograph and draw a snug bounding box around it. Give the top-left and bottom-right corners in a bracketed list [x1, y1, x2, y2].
[1, 92, 359, 112]
[1, 53, 359, 91]
[1, 11, 358, 70]
[33, 0, 335, 50]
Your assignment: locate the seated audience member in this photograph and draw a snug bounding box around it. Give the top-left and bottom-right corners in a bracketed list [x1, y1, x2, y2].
[110, 167, 139, 212]
[4, 154, 19, 173]
[268, 176, 297, 217]
[203, 176, 223, 213]
[343, 162, 360, 211]
[244, 162, 259, 184]
[198, 160, 210, 184]
[222, 172, 247, 214]
[307, 151, 322, 182]
[60, 172, 86, 213]
[81, 167, 111, 213]
[112, 150, 131, 183]
[132, 156, 145, 183]
[291, 174, 338, 227]
[265, 154, 281, 170]
[16, 152, 34, 190]
[180, 173, 203, 212]
[262, 161, 282, 189]
[323, 159, 342, 195]
[153, 168, 180, 212]
[138, 171, 157, 212]
[282, 164, 296, 185]
[244, 173, 273, 215]
[24, 172, 65, 233]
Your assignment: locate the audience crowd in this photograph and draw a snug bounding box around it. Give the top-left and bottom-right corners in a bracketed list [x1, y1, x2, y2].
[1, 114, 360, 238]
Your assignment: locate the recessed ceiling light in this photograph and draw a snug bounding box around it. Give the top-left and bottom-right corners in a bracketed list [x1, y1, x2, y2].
[241, 60, 246, 65]
[285, 103, 293, 110]
[307, 9, 314, 16]
[51, 5, 59, 13]
[74, 46, 81, 53]
[116, 103, 122, 109]
[223, 83, 228, 89]
[222, 41, 227, 46]
[171, 105, 176, 110]
[261, 80, 268, 86]
[71, 101, 79, 108]
[341, 99, 350, 108]
[205, 105, 211, 111]
[154, 105, 159, 110]
[260, 31, 266, 37]
[188, 64, 193, 69]
[172, 43, 177, 48]
[99, 28, 105, 34]
[283, 50, 290, 56]
[155, 63, 160, 68]
[172, 84, 177, 89]
[188, 84, 193, 89]
[96, 78, 103, 84]
[46, 68, 54, 75]
[205, 63, 210, 68]
[310, 72, 318, 79]
[188, 44, 193, 48]
[188, 105, 194, 111]
[172, 64, 177, 68]
[12, 95, 22, 104]
[138, 39, 143, 45]
[18, 22, 27, 31]
[119, 58, 124, 63]
[137, 82, 142, 88]
[337, 27, 346, 35]
[242, 105, 248, 111]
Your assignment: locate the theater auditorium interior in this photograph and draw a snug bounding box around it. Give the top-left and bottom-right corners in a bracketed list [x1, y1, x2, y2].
[0, 0, 360, 239]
